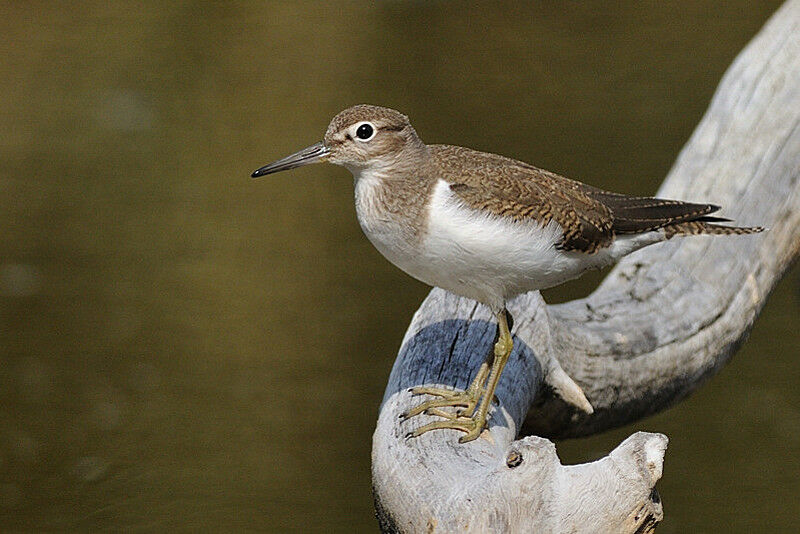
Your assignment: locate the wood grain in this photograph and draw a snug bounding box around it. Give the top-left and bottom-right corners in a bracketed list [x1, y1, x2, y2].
[372, 2, 800, 531]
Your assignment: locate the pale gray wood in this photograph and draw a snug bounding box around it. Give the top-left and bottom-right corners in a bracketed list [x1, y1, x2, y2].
[372, 2, 800, 532]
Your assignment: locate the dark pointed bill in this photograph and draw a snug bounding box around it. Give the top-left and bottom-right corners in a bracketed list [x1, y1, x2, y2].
[251, 142, 329, 178]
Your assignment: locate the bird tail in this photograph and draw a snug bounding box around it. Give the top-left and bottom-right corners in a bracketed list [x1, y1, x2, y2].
[663, 218, 765, 238]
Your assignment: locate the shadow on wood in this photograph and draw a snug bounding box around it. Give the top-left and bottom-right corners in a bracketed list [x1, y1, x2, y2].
[373, 1, 800, 531]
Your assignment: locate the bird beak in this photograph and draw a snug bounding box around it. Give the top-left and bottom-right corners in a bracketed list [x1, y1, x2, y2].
[251, 142, 330, 178]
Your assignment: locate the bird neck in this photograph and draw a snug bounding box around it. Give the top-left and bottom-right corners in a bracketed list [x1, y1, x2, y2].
[352, 139, 430, 181]
[351, 140, 436, 244]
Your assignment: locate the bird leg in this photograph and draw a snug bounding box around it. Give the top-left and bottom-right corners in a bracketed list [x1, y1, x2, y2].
[406, 309, 514, 443]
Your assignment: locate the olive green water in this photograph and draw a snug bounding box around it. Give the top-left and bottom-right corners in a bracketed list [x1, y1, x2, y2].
[1, 2, 797, 532]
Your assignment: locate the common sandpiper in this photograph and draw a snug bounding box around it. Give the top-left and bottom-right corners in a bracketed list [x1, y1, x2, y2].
[251, 104, 762, 443]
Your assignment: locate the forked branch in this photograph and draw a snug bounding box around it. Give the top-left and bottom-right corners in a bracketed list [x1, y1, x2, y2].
[373, 2, 800, 531]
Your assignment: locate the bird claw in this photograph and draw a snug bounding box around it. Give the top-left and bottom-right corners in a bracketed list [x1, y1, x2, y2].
[403, 385, 488, 442]
[406, 415, 485, 443]
[402, 385, 481, 420]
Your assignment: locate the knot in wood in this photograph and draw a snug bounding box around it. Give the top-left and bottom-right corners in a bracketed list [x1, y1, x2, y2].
[506, 450, 523, 468]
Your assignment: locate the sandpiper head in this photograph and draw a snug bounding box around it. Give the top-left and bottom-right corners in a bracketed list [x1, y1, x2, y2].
[251, 105, 421, 178]
[323, 105, 418, 169]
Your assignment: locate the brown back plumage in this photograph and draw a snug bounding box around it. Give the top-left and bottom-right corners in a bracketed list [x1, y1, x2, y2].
[432, 145, 762, 253]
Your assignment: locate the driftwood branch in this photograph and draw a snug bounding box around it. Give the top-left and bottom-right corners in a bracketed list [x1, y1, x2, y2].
[372, 2, 800, 532]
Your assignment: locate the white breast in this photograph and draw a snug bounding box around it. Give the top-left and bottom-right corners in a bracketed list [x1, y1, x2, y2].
[353, 168, 422, 277]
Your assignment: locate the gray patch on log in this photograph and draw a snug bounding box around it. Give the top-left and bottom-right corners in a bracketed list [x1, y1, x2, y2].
[372, 2, 800, 531]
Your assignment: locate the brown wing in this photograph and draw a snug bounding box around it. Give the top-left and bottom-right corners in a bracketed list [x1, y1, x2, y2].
[432, 145, 723, 253]
[523, 169, 723, 234]
[448, 180, 614, 252]
[589, 193, 721, 233]
[433, 145, 615, 252]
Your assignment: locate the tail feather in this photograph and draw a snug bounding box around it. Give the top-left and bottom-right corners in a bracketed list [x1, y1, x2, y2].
[596, 192, 726, 234]
[663, 221, 765, 238]
[695, 215, 732, 223]
[579, 186, 764, 242]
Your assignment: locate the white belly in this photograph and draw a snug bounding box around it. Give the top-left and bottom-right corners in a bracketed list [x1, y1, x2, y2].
[412, 180, 601, 309]
[355, 177, 663, 311]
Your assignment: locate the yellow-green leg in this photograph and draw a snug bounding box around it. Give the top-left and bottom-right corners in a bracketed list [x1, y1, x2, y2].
[406, 309, 514, 443]
[402, 360, 490, 419]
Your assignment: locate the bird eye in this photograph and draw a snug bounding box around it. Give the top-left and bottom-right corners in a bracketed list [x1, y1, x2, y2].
[355, 122, 375, 141]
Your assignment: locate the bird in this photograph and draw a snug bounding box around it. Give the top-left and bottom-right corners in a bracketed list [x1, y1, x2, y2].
[251, 104, 762, 443]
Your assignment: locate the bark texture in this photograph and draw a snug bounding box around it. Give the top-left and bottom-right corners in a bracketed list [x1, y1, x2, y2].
[373, 2, 800, 532]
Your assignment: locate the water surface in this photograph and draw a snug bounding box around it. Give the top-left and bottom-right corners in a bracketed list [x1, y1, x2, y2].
[0, 2, 795, 532]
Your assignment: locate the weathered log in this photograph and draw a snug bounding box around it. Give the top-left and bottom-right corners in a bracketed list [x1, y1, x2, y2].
[372, 1, 800, 532]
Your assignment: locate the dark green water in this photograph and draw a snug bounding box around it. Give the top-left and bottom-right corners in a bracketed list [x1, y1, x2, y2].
[0, 2, 796, 532]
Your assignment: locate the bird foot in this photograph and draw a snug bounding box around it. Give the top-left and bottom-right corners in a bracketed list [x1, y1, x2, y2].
[401, 385, 482, 420]
[405, 412, 486, 443]
[402, 386, 491, 443]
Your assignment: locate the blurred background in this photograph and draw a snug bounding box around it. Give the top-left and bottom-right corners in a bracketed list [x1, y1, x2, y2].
[0, 1, 797, 532]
